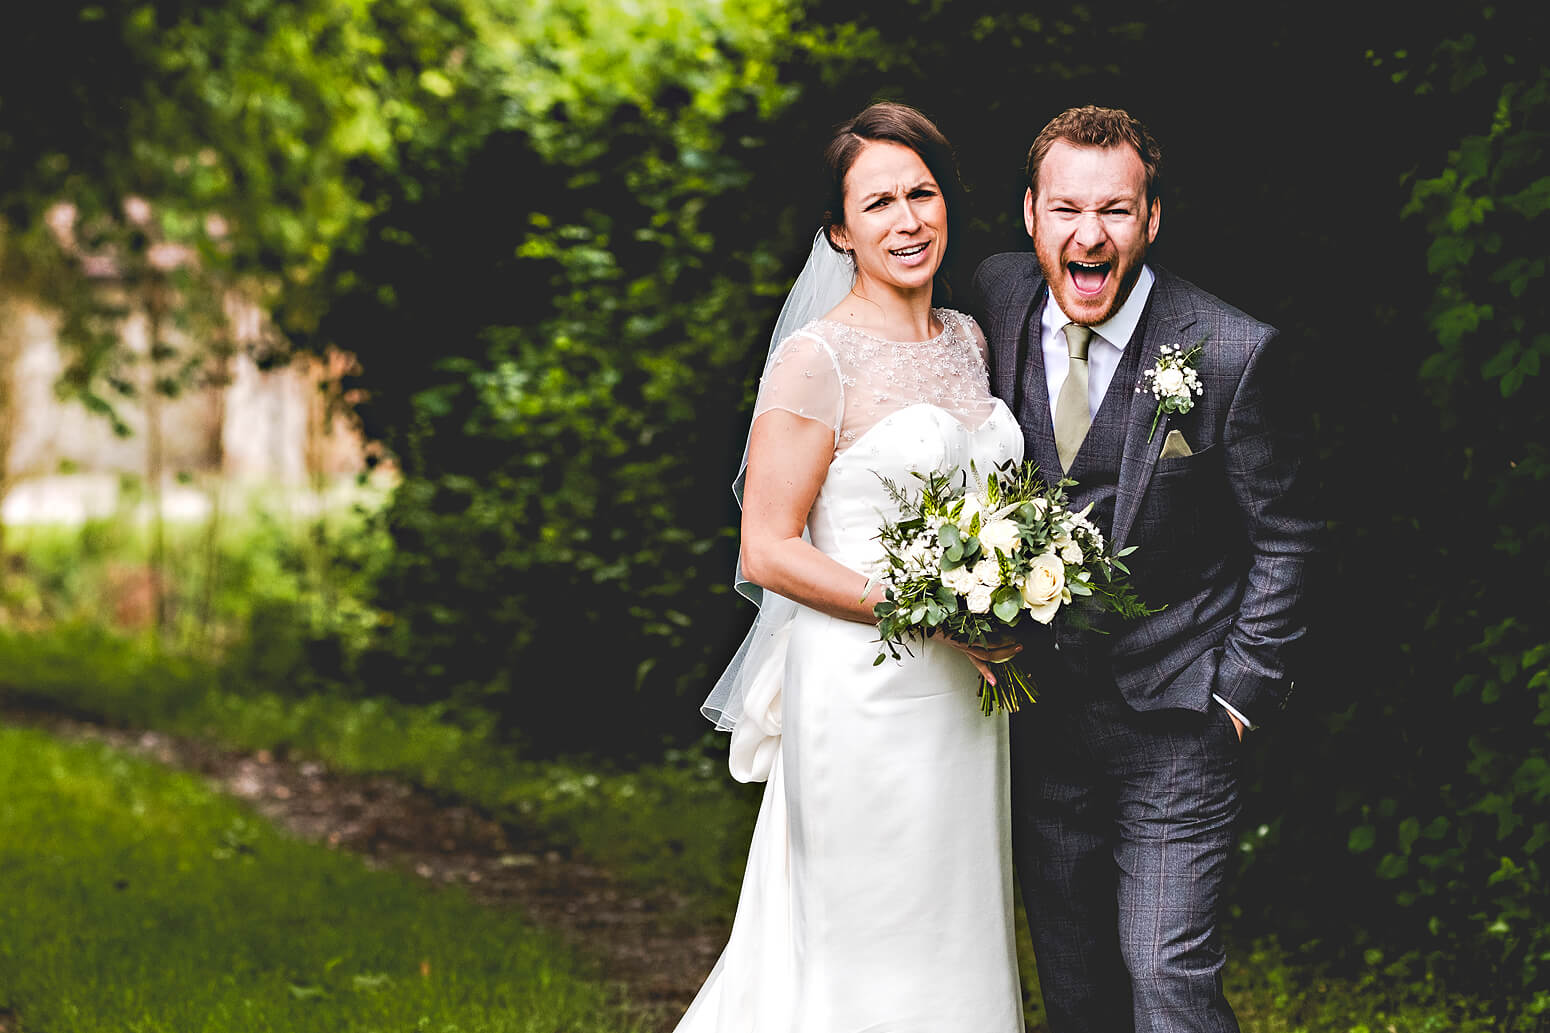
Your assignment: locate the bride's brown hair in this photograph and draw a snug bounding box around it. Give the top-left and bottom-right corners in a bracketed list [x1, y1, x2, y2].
[821, 101, 966, 301]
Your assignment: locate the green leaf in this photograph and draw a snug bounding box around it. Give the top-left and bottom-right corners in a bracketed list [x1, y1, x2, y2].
[1376, 853, 1409, 880]
[1505, 175, 1550, 218]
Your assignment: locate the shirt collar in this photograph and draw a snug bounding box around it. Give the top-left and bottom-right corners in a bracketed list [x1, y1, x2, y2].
[1043, 264, 1156, 350]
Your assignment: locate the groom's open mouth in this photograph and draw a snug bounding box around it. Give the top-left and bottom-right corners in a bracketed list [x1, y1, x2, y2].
[1068, 260, 1111, 296]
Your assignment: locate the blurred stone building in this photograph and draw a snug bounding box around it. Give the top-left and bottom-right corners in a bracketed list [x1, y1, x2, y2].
[0, 297, 370, 525]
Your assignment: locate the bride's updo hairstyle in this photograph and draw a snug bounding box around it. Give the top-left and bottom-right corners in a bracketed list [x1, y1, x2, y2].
[821, 101, 967, 302]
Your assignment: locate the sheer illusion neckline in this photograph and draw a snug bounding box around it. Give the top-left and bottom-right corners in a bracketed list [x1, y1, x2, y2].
[832, 398, 1014, 460]
[812, 312, 949, 347]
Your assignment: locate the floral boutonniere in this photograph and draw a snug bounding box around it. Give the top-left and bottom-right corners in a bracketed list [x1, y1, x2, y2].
[1142, 337, 1206, 442]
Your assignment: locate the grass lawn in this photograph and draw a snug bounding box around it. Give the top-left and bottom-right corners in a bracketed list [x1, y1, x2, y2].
[0, 624, 1511, 1032]
[0, 724, 643, 1033]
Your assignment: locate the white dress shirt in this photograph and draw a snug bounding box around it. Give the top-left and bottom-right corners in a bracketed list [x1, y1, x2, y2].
[1041, 264, 1155, 420]
[1041, 265, 1252, 733]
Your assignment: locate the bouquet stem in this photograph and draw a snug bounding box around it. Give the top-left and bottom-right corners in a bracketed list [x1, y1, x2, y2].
[978, 659, 1038, 715]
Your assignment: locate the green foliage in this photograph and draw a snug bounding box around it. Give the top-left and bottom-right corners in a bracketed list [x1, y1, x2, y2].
[0, 0, 477, 446]
[0, 725, 643, 1033]
[4, 3, 1549, 1024]
[1222, 938, 1505, 1033]
[1354, 28, 1550, 1024]
[0, 621, 761, 923]
[3, 479, 389, 686]
[309, 0, 818, 754]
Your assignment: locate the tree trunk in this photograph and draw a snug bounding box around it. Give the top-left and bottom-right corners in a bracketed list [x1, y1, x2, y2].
[144, 279, 168, 643]
[0, 295, 24, 592]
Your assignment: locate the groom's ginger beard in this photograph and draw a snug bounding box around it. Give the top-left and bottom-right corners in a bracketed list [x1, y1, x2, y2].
[1033, 226, 1149, 327]
[1026, 140, 1159, 327]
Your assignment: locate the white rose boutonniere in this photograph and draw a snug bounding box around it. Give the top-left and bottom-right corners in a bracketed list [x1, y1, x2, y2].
[1142, 338, 1206, 442]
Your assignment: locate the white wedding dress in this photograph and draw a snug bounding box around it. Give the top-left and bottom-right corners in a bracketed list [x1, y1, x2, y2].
[678, 309, 1025, 1033]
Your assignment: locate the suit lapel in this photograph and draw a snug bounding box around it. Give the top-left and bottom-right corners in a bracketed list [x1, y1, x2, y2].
[1110, 268, 1199, 550]
[992, 263, 1041, 402]
[1000, 269, 1063, 480]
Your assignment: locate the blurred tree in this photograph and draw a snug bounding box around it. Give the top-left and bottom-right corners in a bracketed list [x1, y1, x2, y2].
[311, 0, 809, 753]
[1362, 15, 1548, 1023]
[0, 0, 457, 426]
[0, 0, 465, 641]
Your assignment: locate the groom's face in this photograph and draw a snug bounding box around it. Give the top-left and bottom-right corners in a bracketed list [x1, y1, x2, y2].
[1025, 140, 1161, 326]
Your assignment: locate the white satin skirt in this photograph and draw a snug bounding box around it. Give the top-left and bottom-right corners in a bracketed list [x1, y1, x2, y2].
[676, 606, 1023, 1033]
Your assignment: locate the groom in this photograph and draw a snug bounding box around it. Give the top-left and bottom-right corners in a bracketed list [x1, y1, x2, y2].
[970, 106, 1319, 1032]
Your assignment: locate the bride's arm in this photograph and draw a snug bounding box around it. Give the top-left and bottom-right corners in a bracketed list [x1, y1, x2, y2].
[740, 404, 1019, 682]
[738, 410, 885, 624]
[740, 408, 1021, 681]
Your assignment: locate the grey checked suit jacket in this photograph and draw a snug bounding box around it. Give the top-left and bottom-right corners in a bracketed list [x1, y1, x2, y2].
[972, 253, 1320, 723]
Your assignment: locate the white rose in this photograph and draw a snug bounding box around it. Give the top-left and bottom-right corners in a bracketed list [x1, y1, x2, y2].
[1155, 367, 1186, 397]
[941, 565, 978, 595]
[955, 493, 986, 532]
[1020, 552, 1067, 624]
[966, 584, 993, 614]
[971, 558, 1001, 587]
[1060, 539, 1084, 564]
[979, 518, 1021, 556]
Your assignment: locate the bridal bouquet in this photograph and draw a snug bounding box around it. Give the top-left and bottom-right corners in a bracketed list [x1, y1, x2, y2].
[870, 459, 1153, 715]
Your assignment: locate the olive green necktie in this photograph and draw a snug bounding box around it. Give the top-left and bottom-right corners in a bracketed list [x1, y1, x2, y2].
[1054, 322, 1094, 471]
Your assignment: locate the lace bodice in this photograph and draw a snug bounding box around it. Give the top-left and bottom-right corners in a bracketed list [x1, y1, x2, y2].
[753, 309, 1001, 454]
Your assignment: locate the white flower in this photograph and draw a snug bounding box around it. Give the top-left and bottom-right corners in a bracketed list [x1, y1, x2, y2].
[1060, 539, 1084, 564]
[1020, 552, 1067, 624]
[979, 518, 1021, 556]
[971, 558, 1001, 587]
[966, 584, 994, 614]
[941, 564, 979, 595]
[954, 493, 986, 532]
[1142, 337, 1207, 442]
[903, 540, 936, 574]
[1154, 366, 1186, 397]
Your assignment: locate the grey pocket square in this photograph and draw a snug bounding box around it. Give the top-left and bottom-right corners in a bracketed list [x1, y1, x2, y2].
[1159, 429, 1194, 460]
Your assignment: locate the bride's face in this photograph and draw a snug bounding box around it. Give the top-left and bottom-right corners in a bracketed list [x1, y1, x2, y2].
[830, 141, 946, 296]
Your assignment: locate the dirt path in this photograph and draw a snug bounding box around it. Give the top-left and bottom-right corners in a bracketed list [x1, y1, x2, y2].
[5, 710, 722, 1032]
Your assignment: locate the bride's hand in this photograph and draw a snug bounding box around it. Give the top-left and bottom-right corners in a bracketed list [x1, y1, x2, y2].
[933, 633, 1022, 685]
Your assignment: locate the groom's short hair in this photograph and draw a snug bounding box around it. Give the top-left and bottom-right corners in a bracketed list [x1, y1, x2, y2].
[1025, 106, 1163, 206]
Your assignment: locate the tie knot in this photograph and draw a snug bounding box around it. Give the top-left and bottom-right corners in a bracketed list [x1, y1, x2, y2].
[1063, 323, 1093, 361]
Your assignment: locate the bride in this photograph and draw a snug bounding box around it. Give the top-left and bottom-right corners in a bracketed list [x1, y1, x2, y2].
[679, 102, 1026, 1033]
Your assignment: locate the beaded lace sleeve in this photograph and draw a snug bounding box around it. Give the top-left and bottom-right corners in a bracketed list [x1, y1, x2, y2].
[750, 329, 845, 444]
